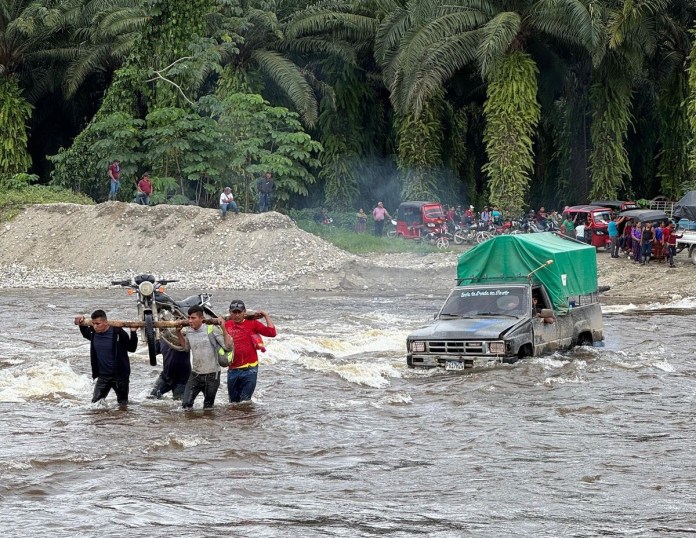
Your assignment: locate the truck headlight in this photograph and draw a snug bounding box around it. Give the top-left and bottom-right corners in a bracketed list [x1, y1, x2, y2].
[488, 341, 505, 354]
[139, 281, 155, 297]
[411, 341, 425, 352]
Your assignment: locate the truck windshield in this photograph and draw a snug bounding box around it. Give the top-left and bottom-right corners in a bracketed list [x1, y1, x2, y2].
[439, 287, 528, 318]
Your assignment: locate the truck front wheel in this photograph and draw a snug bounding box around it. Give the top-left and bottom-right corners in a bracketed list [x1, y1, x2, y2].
[690, 245, 696, 265]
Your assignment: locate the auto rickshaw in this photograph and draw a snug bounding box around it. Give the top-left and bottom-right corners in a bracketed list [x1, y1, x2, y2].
[394, 201, 446, 239]
[563, 205, 613, 249]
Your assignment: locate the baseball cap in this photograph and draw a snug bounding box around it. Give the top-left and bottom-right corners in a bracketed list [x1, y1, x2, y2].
[229, 300, 246, 311]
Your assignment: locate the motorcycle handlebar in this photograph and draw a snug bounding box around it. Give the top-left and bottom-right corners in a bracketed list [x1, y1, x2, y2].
[111, 280, 132, 286]
[158, 279, 179, 285]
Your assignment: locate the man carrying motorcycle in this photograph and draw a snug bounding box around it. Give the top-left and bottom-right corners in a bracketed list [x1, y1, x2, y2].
[148, 337, 191, 401]
[74, 310, 138, 406]
[176, 306, 233, 409]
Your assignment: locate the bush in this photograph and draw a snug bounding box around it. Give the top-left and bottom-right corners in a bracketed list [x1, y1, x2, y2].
[0, 185, 94, 222]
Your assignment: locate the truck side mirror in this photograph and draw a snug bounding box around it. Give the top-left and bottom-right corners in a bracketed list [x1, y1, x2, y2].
[539, 309, 554, 319]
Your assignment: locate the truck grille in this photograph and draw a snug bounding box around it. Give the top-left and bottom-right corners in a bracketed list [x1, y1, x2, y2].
[427, 341, 485, 354]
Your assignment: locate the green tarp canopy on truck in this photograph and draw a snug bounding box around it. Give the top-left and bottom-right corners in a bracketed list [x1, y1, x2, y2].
[456, 233, 598, 312]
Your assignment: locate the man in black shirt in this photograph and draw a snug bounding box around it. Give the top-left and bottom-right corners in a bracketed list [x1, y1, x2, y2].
[74, 310, 138, 405]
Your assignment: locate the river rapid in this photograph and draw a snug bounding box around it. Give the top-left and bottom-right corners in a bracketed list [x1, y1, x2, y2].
[0, 289, 695, 537]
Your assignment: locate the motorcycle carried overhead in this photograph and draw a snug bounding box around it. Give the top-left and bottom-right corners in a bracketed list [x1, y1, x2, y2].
[111, 274, 218, 366]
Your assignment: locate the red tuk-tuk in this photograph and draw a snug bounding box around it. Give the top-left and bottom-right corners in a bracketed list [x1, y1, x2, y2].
[395, 201, 446, 239]
[563, 205, 613, 249]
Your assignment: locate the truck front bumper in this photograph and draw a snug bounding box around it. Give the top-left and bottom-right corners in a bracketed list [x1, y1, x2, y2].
[407, 354, 509, 369]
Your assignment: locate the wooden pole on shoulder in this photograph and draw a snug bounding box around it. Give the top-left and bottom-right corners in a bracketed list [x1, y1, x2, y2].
[77, 312, 263, 328]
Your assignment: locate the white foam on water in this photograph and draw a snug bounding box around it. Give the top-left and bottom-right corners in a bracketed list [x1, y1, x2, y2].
[146, 433, 210, 452]
[543, 375, 585, 386]
[650, 360, 675, 373]
[0, 358, 25, 366]
[602, 303, 638, 314]
[297, 355, 402, 388]
[0, 359, 91, 403]
[373, 392, 412, 406]
[528, 356, 572, 369]
[328, 398, 369, 409]
[602, 296, 696, 314]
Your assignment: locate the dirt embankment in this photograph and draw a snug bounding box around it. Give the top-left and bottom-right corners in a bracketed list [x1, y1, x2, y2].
[0, 203, 453, 292]
[0, 203, 693, 302]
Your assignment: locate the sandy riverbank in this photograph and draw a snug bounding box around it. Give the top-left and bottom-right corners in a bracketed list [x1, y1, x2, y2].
[0, 203, 693, 303]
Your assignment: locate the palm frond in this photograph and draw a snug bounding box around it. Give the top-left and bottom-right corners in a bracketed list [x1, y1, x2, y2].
[400, 29, 483, 115]
[279, 36, 357, 64]
[251, 49, 319, 127]
[478, 11, 521, 79]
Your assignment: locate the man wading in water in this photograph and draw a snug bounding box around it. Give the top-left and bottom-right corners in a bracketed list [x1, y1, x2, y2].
[176, 306, 233, 409]
[74, 310, 138, 406]
[224, 300, 276, 403]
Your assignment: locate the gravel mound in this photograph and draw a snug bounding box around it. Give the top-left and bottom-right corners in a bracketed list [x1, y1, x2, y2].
[0, 203, 453, 291]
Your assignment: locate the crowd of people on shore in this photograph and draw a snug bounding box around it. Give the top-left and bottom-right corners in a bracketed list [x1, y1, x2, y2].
[607, 218, 682, 268]
[74, 300, 276, 408]
[108, 160, 276, 216]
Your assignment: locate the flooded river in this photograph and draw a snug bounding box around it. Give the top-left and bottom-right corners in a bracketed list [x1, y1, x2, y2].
[1, 289, 695, 536]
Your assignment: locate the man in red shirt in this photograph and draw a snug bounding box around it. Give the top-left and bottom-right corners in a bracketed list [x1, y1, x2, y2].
[108, 160, 120, 200]
[135, 172, 153, 205]
[663, 223, 683, 268]
[224, 300, 276, 402]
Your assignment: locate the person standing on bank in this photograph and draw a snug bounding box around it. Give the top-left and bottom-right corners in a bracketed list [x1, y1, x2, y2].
[224, 300, 277, 403]
[355, 208, 367, 233]
[256, 172, 275, 212]
[74, 310, 138, 406]
[372, 201, 392, 237]
[663, 222, 682, 268]
[108, 160, 120, 201]
[608, 215, 620, 258]
[176, 306, 233, 409]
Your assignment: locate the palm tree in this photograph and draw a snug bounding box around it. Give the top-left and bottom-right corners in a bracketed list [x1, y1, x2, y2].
[589, 0, 689, 200]
[373, 0, 606, 213]
[0, 0, 146, 175]
[0, 0, 63, 173]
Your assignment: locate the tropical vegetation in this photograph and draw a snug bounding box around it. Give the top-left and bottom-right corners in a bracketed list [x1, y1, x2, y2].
[3, 0, 696, 216]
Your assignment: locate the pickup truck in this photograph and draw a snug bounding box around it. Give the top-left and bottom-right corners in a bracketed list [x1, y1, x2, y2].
[406, 233, 604, 370]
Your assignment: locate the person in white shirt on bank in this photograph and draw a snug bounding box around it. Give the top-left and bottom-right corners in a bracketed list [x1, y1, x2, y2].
[220, 187, 239, 218]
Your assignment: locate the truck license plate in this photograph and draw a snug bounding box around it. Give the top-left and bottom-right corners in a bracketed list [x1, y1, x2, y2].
[445, 361, 465, 371]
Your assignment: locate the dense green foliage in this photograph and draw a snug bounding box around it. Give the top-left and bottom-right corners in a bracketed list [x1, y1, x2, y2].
[0, 174, 93, 222]
[0, 78, 33, 175]
[483, 51, 540, 216]
[4, 0, 696, 215]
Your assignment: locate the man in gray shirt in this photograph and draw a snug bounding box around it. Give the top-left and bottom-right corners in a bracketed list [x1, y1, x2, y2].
[176, 306, 233, 409]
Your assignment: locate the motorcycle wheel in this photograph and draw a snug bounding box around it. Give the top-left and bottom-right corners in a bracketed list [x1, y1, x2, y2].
[436, 237, 449, 249]
[144, 313, 157, 366]
[453, 230, 467, 245]
[476, 231, 492, 244]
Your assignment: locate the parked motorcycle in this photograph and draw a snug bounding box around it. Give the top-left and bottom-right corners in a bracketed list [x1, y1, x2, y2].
[111, 274, 217, 366]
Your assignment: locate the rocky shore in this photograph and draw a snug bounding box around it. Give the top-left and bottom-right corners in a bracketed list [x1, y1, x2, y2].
[0, 203, 693, 303]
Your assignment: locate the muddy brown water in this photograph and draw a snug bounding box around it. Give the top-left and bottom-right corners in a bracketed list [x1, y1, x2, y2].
[1, 289, 695, 537]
